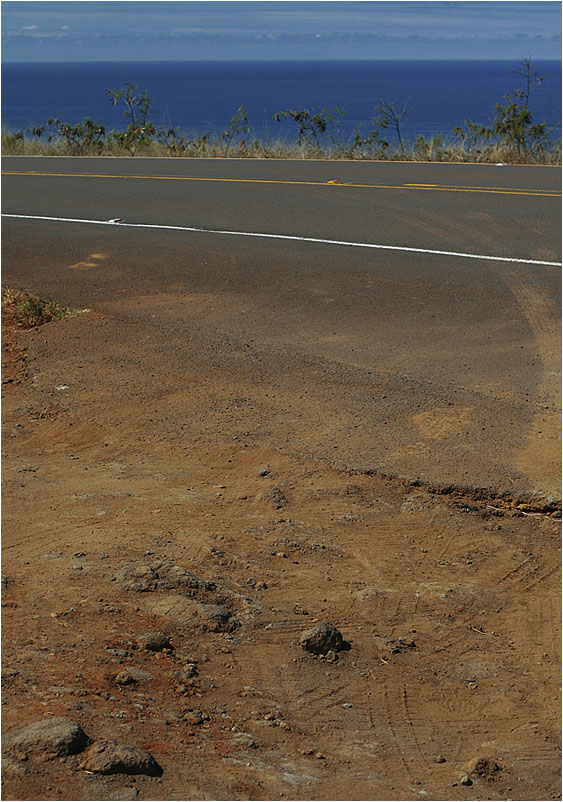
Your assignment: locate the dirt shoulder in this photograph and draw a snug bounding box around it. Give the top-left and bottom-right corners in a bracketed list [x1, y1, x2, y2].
[2, 292, 561, 801]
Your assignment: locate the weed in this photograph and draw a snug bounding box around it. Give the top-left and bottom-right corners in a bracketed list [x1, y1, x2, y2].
[221, 105, 250, 156]
[2, 288, 84, 329]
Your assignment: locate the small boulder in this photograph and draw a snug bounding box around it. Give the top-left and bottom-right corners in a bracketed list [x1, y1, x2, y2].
[199, 603, 238, 633]
[115, 671, 137, 686]
[136, 632, 172, 652]
[4, 717, 90, 760]
[463, 756, 501, 780]
[79, 740, 162, 776]
[300, 622, 348, 655]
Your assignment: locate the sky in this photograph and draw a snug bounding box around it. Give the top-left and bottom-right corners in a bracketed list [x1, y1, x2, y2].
[2, 1, 561, 62]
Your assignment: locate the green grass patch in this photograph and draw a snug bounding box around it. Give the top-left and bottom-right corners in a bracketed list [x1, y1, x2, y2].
[2, 288, 87, 329]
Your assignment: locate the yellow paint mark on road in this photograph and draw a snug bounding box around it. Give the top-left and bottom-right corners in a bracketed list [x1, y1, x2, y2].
[2, 170, 561, 197]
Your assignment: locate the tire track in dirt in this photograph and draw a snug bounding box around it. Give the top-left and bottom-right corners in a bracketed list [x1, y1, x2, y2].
[497, 556, 534, 585]
[495, 265, 561, 497]
[496, 556, 559, 594]
[372, 679, 436, 794]
[522, 593, 561, 662]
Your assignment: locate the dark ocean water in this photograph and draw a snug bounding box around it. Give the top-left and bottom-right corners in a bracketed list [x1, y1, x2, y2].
[2, 60, 561, 145]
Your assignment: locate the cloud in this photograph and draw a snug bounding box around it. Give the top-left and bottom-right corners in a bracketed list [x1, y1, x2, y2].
[2, 1, 561, 61]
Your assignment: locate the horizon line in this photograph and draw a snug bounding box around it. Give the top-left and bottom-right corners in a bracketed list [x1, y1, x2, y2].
[3, 56, 562, 64]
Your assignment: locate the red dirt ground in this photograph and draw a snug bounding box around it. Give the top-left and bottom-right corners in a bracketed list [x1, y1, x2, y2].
[2, 290, 561, 801]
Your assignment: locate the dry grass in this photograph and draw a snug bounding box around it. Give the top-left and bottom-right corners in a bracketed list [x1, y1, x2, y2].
[2, 130, 560, 164]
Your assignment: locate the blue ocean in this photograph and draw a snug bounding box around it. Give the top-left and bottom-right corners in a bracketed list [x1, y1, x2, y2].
[2, 60, 561, 145]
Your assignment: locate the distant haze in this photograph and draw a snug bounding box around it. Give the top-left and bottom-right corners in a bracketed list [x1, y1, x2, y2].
[2, 1, 562, 62]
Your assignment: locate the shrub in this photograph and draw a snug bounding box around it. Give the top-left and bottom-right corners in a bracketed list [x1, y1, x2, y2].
[2, 288, 82, 329]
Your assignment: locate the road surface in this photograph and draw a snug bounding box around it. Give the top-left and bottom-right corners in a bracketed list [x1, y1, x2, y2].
[2, 156, 561, 496]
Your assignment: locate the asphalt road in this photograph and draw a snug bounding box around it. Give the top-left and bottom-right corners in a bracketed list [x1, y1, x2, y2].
[2, 157, 561, 496]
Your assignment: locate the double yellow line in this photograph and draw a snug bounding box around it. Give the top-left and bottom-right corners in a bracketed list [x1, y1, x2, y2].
[2, 170, 561, 198]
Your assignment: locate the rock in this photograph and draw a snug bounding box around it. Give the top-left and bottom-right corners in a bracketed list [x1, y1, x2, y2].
[459, 773, 473, 786]
[434, 754, 447, 763]
[247, 577, 268, 590]
[114, 561, 215, 595]
[2, 756, 29, 777]
[183, 662, 198, 678]
[262, 486, 288, 509]
[137, 632, 172, 652]
[107, 648, 133, 659]
[111, 789, 139, 801]
[115, 672, 137, 686]
[463, 756, 501, 779]
[198, 603, 238, 633]
[184, 711, 208, 726]
[4, 717, 90, 759]
[98, 604, 122, 615]
[300, 622, 348, 655]
[374, 636, 416, 654]
[79, 740, 162, 776]
[126, 668, 153, 683]
[232, 732, 257, 749]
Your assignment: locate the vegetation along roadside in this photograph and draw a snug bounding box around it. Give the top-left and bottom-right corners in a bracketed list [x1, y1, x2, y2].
[1, 288, 87, 330]
[2, 59, 560, 164]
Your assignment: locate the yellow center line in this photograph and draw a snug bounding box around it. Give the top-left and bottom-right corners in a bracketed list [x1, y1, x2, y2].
[403, 184, 560, 197]
[2, 170, 560, 197]
[405, 181, 560, 195]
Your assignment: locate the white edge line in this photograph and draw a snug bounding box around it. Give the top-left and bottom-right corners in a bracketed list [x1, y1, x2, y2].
[2, 213, 561, 267]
